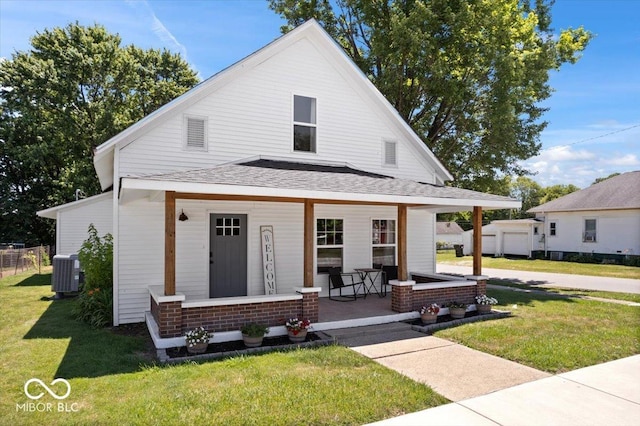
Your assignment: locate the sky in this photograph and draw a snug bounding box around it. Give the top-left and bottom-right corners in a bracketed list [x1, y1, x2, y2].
[1, 0, 638, 189]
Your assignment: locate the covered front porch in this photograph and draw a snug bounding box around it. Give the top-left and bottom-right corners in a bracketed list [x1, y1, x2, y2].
[123, 160, 518, 347]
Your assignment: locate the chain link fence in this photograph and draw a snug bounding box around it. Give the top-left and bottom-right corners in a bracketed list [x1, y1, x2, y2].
[0, 246, 51, 278]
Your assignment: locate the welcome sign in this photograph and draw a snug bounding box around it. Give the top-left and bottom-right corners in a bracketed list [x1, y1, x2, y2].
[260, 226, 276, 295]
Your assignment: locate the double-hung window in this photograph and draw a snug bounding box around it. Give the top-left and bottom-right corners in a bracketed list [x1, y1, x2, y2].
[293, 95, 316, 152]
[372, 219, 396, 266]
[317, 219, 343, 273]
[584, 219, 597, 242]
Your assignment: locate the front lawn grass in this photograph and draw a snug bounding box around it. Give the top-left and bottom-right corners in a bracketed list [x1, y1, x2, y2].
[434, 288, 640, 373]
[437, 250, 640, 279]
[1, 270, 447, 425]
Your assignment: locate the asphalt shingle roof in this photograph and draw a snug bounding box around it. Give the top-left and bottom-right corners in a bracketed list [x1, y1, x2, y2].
[528, 171, 640, 212]
[138, 160, 515, 203]
[436, 222, 465, 234]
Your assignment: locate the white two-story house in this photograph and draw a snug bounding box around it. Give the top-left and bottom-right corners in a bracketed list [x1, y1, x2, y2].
[38, 20, 519, 347]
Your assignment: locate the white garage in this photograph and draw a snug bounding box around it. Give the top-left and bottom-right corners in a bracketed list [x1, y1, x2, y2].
[462, 219, 544, 257]
[482, 235, 496, 255]
[503, 232, 529, 256]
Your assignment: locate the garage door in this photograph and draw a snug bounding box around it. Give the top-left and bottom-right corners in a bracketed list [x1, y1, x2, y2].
[503, 232, 529, 256]
[482, 235, 496, 255]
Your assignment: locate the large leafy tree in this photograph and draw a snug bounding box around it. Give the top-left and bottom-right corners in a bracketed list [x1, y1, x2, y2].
[0, 23, 198, 245]
[269, 0, 591, 192]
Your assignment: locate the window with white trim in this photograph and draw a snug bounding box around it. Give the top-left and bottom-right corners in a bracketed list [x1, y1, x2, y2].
[372, 219, 396, 266]
[317, 219, 343, 273]
[583, 219, 597, 242]
[549, 221, 557, 237]
[293, 95, 316, 152]
[383, 140, 397, 166]
[184, 115, 207, 151]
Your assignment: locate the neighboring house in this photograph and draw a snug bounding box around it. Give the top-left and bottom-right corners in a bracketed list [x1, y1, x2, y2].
[436, 221, 464, 248]
[527, 171, 640, 261]
[462, 219, 544, 258]
[37, 20, 519, 345]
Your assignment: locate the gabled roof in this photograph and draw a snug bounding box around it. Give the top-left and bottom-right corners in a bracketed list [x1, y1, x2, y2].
[93, 19, 452, 191]
[36, 192, 112, 219]
[436, 221, 464, 234]
[528, 171, 640, 213]
[121, 159, 519, 211]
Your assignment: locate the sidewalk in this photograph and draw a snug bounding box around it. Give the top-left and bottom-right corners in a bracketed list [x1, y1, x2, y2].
[368, 355, 640, 426]
[437, 263, 640, 294]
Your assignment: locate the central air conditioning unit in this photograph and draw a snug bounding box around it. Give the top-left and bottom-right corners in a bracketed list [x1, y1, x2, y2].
[52, 254, 80, 298]
[549, 251, 563, 261]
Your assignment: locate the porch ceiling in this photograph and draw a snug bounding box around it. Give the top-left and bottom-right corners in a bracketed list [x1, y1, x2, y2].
[120, 159, 520, 211]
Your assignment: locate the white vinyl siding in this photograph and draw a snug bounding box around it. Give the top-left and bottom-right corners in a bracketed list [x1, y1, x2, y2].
[184, 115, 207, 151]
[118, 37, 435, 182]
[57, 194, 113, 255]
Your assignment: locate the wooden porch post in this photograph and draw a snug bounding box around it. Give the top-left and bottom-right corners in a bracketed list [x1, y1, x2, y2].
[473, 206, 482, 276]
[165, 191, 176, 296]
[303, 199, 314, 287]
[398, 204, 408, 281]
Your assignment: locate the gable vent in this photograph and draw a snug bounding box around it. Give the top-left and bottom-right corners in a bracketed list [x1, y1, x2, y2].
[384, 140, 397, 166]
[186, 117, 206, 150]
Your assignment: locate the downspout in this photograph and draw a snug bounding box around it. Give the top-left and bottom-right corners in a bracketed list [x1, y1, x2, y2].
[112, 148, 120, 326]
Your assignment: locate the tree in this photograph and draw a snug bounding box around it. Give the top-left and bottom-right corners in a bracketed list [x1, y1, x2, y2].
[0, 23, 198, 245]
[510, 176, 543, 218]
[592, 173, 620, 186]
[539, 183, 580, 204]
[269, 0, 591, 192]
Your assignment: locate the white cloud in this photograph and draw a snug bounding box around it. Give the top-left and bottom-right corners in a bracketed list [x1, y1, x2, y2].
[533, 146, 596, 162]
[604, 154, 640, 166]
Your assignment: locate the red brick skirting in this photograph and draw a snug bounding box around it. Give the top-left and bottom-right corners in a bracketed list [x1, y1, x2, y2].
[152, 291, 319, 338]
[390, 278, 487, 313]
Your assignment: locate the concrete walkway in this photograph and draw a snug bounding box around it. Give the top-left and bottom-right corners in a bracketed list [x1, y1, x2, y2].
[437, 263, 640, 294]
[368, 355, 640, 426]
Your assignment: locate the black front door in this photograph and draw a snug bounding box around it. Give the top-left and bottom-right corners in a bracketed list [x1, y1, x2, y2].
[209, 214, 247, 298]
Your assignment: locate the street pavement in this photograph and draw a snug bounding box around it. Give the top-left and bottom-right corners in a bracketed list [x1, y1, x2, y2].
[437, 263, 640, 294]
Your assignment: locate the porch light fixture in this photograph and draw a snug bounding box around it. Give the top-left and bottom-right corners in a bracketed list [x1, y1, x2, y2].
[178, 209, 189, 221]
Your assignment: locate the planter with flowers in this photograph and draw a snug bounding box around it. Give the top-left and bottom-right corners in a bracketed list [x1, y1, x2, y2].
[285, 318, 311, 343]
[419, 303, 440, 324]
[184, 326, 211, 354]
[447, 301, 468, 319]
[241, 323, 270, 348]
[475, 294, 498, 314]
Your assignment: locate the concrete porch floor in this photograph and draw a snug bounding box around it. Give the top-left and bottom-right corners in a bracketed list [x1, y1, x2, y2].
[318, 294, 395, 322]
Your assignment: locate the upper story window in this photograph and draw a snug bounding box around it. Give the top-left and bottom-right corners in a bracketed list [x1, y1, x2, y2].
[184, 115, 208, 151]
[584, 219, 597, 242]
[383, 140, 397, 166]
[549, 221, 557, 237]
[293, 95, 316, 153]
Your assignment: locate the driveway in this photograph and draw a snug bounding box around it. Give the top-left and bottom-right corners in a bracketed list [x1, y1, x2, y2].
[437, 264, 640, 294]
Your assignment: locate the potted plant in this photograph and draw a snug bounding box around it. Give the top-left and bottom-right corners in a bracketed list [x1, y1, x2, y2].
[419, 303, 440, 324]
[241, 323, 270, 348]
[475, 294, 498, 314]
[184, 326, 210, 354]
[285, 318, 311, 343]
[447, 301, 468, 319]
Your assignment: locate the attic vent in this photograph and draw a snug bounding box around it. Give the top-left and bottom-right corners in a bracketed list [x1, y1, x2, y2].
[384, 140, 397, 166]
[184, 115, 207, 150]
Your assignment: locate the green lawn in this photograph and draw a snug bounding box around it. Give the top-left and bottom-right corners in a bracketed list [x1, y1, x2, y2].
[435, 288, 640, 373]
[437, 250, 640, 279]
[1, 270, 447, 425]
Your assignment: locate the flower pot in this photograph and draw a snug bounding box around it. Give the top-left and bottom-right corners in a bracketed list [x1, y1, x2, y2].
[242, 334, 264, 348]
[449, 307, 466, 319]
[187, 342, 208, 354]
[287, 329, 307, 343]
[420, 312, 438, 324]
[477, 304, 492, 314]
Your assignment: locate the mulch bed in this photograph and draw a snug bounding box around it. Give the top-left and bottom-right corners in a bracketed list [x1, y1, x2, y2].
[165, 332, 329, 361]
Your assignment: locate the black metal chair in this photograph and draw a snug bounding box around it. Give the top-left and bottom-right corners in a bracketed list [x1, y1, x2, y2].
[328, 267, 364, 301]
[381, 265, 398, 296]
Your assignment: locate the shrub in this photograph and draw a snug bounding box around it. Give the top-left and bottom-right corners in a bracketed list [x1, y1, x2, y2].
[75, 224, 113, 328]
